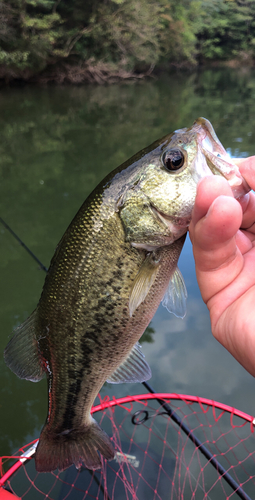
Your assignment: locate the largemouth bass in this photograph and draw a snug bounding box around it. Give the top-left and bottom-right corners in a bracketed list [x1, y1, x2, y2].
[4, 118, 249, 473]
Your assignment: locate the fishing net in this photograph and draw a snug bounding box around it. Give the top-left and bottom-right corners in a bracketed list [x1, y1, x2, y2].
[1, 392, 255, 500]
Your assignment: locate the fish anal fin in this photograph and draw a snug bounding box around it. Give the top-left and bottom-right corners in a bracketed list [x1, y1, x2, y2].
[129, 253, 160, 317]
[4, 310, 45, 382]
[162, 267, 187, 319]
[107, 342, 151, 384]
[35, 418, 115, 472]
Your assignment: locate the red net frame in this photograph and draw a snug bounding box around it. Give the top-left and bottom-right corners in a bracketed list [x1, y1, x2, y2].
[1, 393, 255, 500]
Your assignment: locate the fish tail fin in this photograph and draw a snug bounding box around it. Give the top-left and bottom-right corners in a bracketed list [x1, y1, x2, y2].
[35, 419, 115, 472]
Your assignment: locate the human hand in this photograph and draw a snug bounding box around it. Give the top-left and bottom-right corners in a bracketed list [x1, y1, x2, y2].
[189, 157, 255, 377]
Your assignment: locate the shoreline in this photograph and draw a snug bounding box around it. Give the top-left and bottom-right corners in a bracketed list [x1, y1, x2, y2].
[0, 58, 254, 86]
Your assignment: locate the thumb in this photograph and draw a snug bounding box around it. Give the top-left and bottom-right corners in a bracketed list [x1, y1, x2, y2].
[191, 194, 243, 304]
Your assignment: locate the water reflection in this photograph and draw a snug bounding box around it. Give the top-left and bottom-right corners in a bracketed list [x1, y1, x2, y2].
[1, 68, 255, 460]
[140, 324, 155, 344]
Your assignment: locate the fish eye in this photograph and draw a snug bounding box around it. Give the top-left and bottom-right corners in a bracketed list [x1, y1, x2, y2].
[162, 149, 185, 172]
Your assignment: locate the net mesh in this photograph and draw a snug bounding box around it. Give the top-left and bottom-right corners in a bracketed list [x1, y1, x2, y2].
[1, 393, 255, 500]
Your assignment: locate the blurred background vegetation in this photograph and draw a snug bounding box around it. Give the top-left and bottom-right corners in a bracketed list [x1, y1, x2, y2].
[0, 0, 255, 82]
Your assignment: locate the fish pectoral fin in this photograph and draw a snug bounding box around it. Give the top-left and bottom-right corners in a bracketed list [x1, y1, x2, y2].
[4, 310, 45, 382]
[129, 253, 160, 317]
[162, 267, 187, 319]
[107, 342, 151, 384]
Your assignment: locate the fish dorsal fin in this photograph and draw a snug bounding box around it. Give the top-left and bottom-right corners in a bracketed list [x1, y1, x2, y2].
[107, 342, 151, 384]
[162, 267, 187, 319]
[129, 253, 160, 317]
[4, 310, 45, 382]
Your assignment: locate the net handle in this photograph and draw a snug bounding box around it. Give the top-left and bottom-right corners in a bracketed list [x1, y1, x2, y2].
[0, 441, 38, 487]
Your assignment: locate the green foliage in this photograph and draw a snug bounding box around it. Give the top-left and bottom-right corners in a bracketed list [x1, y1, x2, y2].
[159, 0, 201, 65]
[0, 0, 255, 80]
[198, 0, 255, 61]
[140, 325, 155, 344]
[87, 0, 163, 70]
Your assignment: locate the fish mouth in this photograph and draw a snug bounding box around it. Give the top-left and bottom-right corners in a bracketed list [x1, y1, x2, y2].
[150, 204, 188, 241]
[192, 118, 250, 198]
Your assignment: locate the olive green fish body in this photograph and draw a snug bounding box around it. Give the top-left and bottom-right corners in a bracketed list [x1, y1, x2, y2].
[34, 154, 187, 462]
[37, 224, 185, 432]
[4, 118, 249, 473]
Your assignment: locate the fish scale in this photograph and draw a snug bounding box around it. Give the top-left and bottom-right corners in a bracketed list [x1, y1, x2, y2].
[4, 117, 249, 473]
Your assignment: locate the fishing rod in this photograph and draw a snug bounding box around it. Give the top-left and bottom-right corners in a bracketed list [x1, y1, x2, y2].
[1, 217, 252, 500]
[0, 218, 48, 272]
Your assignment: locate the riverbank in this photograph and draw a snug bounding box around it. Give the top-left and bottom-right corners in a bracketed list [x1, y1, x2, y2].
[1, 56, 254, 86]
[1, 0, 255, 85]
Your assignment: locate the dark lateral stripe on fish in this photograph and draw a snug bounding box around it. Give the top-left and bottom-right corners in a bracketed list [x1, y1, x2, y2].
[59, 377, 83, 431]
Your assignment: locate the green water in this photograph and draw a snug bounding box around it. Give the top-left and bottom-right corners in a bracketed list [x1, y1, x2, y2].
[0, 68, 255, 470]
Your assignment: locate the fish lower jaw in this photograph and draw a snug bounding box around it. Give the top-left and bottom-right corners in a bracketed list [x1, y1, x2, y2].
[152, 205, 189, 235]
[131, 226, 188, 252]
[131, 242, 164, 251]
